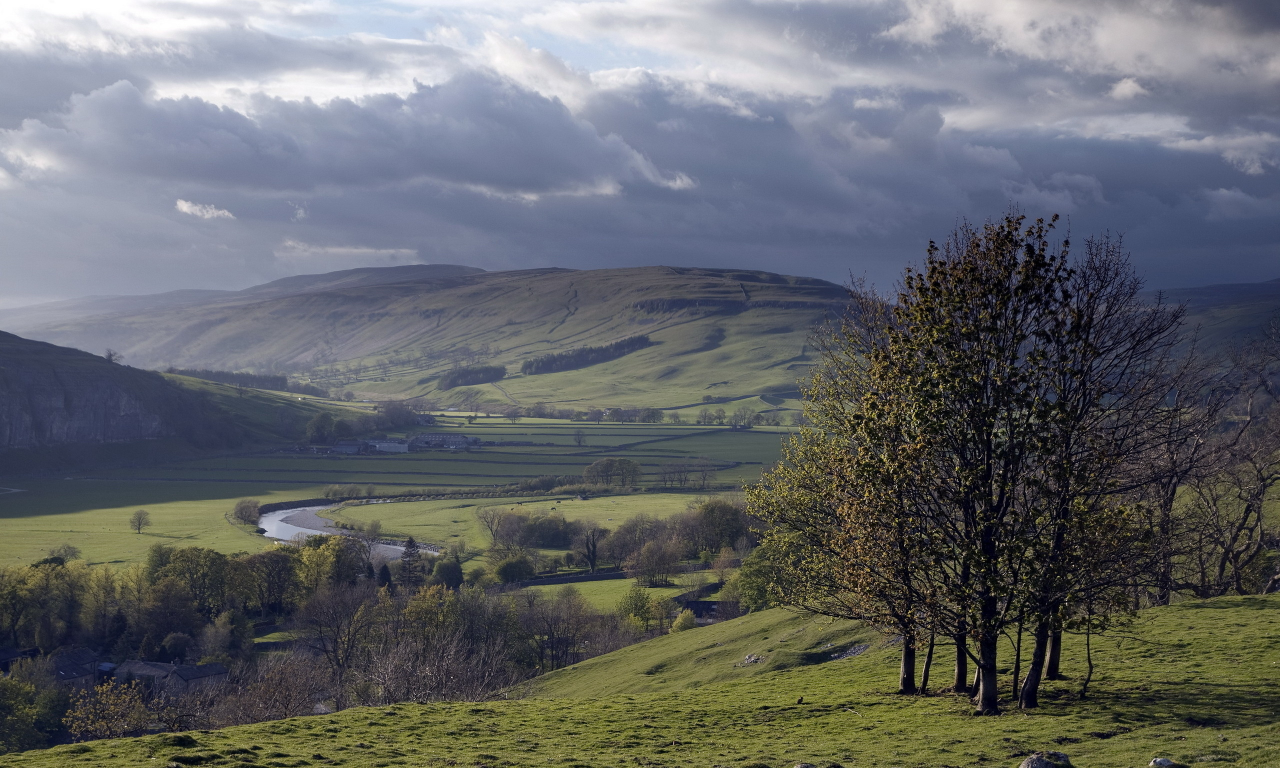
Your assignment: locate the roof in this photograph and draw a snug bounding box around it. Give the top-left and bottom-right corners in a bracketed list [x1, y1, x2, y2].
[116, 660, 176, 679]
[52, 648, 97, 680]
[172, 663, 229, 681]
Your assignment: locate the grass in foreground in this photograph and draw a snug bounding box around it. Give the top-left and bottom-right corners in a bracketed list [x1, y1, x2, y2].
[5, 595, 1278, 768]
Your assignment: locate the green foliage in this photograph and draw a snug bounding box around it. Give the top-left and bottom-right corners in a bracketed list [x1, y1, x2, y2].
[438, 365, 506, 390]
[669, 608, 697, 632]
[494, 556, 535, 583]
[0, 677, 44, 753]
[521, 335, 653, 375]
[583, 457, 642, 487]
[432, 558, 464, 589]
[305, 412, 337, 444]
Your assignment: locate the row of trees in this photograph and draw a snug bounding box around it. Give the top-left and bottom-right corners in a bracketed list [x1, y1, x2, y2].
[520, 335, 653, 375]
[751, 214, 1280, 714]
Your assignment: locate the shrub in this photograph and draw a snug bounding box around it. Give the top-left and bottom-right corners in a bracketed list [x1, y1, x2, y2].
[670, 609, 697, 633]
[494, 556, 535, 583]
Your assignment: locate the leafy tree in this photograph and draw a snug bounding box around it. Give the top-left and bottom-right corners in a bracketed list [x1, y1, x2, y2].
[670, 609, 697, 633]
[305, 412, 336, 444]
[129, 509, 151, 534]
[0, 677, 43, 753]
[233, 499, 261, 526]
[433, 559, 464, 589]
[495, 556, 535, 583]
[63, 680, 148, 742]
[583, 457, 642, 487]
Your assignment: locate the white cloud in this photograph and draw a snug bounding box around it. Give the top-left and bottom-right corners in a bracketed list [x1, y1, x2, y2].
[1109, 77, 1148, 100]
[176, 199, 236, 219]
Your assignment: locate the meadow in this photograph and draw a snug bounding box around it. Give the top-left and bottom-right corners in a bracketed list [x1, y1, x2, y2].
[5, 594, 1277, 768]
[0, 416, 789, 567]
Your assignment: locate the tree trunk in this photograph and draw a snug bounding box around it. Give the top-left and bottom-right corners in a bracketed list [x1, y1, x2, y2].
[1045, 628, 1064, 679]
[1018, 618, 1051, 709]
[920, 633, 936, 695]
[976, 633, 1000, 714]
[1080, 624, 1095, 699]
[898, 635, 918, 695]
[1011, 621, 1023, 701]
[953, 631, 969, 694]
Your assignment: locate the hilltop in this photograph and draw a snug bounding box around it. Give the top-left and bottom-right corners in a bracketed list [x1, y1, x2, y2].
[4, 595, 1277, 768]
[4, 265, 846, 407]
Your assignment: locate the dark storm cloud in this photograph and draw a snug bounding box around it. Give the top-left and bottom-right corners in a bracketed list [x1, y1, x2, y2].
[0, 0, 1276, 305]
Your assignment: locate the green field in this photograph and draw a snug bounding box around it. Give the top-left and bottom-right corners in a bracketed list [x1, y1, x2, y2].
[0, 417, 788, 567]
[328, 493, 705, 550]
[522, 579, 692, 611]
[5, 594, 1278, 768]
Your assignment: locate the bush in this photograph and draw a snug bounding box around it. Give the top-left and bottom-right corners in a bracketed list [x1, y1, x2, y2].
[494, 556, 535, 583]
[670, 609, 697, 633]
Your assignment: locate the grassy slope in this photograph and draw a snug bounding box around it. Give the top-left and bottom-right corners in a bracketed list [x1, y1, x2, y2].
[5, 595, 1278, 768]
[22, 266, 843, 407]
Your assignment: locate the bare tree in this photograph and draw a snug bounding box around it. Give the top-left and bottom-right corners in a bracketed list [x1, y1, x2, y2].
[129, 509, 152, 534]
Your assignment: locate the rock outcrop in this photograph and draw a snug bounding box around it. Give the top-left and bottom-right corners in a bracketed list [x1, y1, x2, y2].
[0, 331, 237, 450]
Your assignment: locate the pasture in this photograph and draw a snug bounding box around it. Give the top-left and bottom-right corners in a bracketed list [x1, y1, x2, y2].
[0, 416, 788, 567]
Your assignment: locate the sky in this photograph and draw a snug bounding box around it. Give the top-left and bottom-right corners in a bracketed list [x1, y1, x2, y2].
[0, 0, 1278, 307]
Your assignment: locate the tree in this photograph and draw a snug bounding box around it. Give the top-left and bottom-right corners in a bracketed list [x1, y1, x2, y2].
[298, 583, 379, 709]
[573, 524, 609, 573]
[63, 680, 148, 741]
[306, 412, 337, 444]
[399, 536, 422, 588]
[232, 499, 260, 526]
[0, 677, 43, 753]
[433, 559, 464, 589]
[670, 609, 697, 633]
[129, 510, 151, 535]
[752, 214, 1188, 713]
[495, 556, 535, 584]
[103, 349, 122, 364]
[475, 508, 504, 546]
[583, 458, 642, 487]
[573, 429, 586, 447]
[46, 544, 81, 561]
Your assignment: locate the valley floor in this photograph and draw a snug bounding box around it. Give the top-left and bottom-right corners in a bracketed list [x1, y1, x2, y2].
[4, 595, 1278, 768]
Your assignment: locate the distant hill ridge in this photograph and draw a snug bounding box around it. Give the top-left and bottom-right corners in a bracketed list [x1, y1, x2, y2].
[9, 265, 1279, 409]
[0, 265, 849, 407]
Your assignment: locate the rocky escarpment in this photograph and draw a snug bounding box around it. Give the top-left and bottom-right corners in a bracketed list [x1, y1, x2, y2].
[0, 331, 238, 450]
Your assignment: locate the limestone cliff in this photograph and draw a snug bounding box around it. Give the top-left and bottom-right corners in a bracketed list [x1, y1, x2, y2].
[0, 331, 238, 450]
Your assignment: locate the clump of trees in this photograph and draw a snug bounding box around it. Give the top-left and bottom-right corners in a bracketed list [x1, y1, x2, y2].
[751, 213, 1280, 714]
[438, 365, 506, 390]
[520, 335, 653, 375]
[583, 458, 643, 487]
[473, 497, 754, 586]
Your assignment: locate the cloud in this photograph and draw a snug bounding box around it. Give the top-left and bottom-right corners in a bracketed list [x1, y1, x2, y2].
[176, 199, 235, 219]
[0, 0, 1275, 305]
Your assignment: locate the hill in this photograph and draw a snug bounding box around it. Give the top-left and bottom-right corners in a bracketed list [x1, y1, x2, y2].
[1159, 277, 1280, 349]
[5, 595, 1277, 767]
[0, 264, 484, 335]
[7, 266, 847, 408]
[0, 331, 241, 451]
